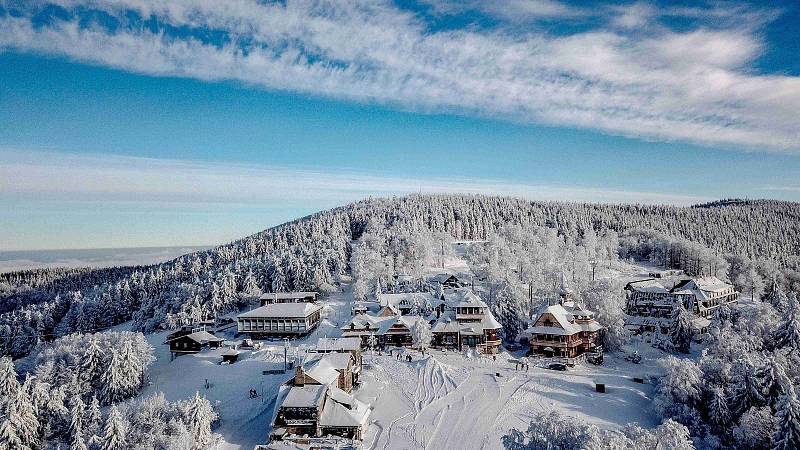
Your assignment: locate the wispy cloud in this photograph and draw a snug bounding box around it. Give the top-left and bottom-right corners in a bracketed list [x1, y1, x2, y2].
[0, 149, 712, 206]
[0, 1, 798, 151]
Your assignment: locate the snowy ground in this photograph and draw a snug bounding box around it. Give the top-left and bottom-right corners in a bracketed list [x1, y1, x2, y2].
[133, 245, 668, 449]
[357, 350, 660, 450]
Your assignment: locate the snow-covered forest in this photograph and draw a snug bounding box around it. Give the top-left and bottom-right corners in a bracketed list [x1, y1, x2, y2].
[6, 194, 798, 357]
[1, 194, 800, 449]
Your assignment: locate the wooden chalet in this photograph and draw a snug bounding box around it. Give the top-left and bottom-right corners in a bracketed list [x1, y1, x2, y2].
[429, 272, 466, 289]
[314, 337, 363, 384]
[165, 326, 224, 360]
[430, 289, 502, 354]
[340, 313, 426, 348]
[271, 381, 371, 443]
[520, 302, 604, 359]
[295, 352, 356, 393]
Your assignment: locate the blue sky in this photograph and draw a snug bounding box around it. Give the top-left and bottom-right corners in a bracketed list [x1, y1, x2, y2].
[1, 0, 799, 250]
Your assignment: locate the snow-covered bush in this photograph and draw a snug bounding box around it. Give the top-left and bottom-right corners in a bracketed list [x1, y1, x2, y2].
[501, 411, 694, 450]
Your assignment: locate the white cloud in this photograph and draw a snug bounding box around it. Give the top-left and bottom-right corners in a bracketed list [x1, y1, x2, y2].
[1, 0, 798, 151]
[0, 149, 712, 206]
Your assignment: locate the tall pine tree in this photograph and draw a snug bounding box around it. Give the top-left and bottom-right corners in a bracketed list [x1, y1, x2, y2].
[772, 384, 800, 450]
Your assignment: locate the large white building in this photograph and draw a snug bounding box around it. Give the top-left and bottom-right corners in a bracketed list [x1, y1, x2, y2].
[624, 276, 738, 335]
[237, 302, 323, 338]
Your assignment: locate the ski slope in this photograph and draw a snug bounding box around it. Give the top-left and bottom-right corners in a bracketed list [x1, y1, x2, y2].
[357, 350, 659, 450]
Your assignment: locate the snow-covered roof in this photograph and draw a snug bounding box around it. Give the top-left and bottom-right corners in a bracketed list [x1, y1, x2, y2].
[432, 313, 460, 333]
[675, 276, 732, 293]
[524, 303, 603, 336]
[182, 330, 224, 344]
[430, 272, 459, 284]
[379, 292, 436, 309]
[319, 386, 371, 428]
[238, 302, 323, 319]
[282, 384, 328, 408]
[301, 357, 341, 385]
[480, 310, 503, 330]
[316, 337, 361, 352]
[444, 289, 488, 308]
[259, 291, 318, 301]
[627, 279, 670, 294]
[305, 353, 352, 371]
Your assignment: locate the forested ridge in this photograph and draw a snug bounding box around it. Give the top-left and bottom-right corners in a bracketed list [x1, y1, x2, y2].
[2, 194, 799, 358]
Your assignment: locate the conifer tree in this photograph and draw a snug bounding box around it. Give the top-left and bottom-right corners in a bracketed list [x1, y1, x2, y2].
[765, 280, 789, 311]
[774, 294, 800, 350]
[708, 386, 730, 432]
[69, 396, 88, 450]
[187, 392, 214, 450]
[728, 357, 766, 417]
[0, 414, 26, 450]
[101, 406, 126, 450]
[772, 384, 800, 450]
[670, 303, 693, 353]
[0, 356, 20, 403]
[83, 395, 102, 440]
[101, 349, 125, 405]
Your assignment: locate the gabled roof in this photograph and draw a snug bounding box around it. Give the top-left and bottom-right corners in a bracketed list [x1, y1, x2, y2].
[672, 276, 733, 293]
[444, 288, 487, 308]
[430, 272, 459, 284]
[238, 302, 323, 319]
[316, 337, 362, 352]
[480, 310, 503, 330]
[177, 330, 224, 344]
[259, 291, 318, 301]
[626, 279, 669, 294]
[379, 292, 436, 309]
[282, 384, 328, 408]
[523, 303, 603, 336]
[305, 352, 352, 371]
[301, 357, 341, 385]
[319, 386, 371, 428]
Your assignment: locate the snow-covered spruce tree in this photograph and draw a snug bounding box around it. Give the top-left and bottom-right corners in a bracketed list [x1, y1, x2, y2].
[411, 320, 433, 355]
[755, 356, 790, 408]
[80, 337, 104, 390]
[101, 349, 126, 405]
[670, 303, 694, 354]
[772, 383, 800, 450]
[101, 406, 127, 450]
[0, 356, 20, 403]
[728, 357, 766, 417]
[186, 392, 216, 450]
[83, 396, 102, 447]
[0, 414, 26, 450]
[8, 384, 39, 449]
[707, 386, 731, 434]
[773, 294, 800, 351]
[69, 396, 88, 450]
[118, 339, 144, 398]
[765, 280, 789, 312]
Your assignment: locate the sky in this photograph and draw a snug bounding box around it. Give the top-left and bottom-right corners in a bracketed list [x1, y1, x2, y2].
[1, 0, 799, 251]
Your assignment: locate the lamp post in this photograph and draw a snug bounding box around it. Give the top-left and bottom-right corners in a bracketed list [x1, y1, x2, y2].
[283, 338, 289, 372]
